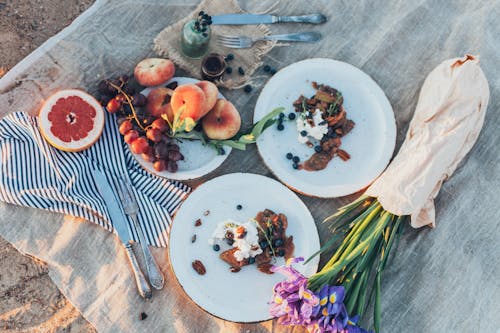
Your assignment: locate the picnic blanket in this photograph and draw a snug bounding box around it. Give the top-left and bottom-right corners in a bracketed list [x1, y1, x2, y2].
[0, 0, 499, 332]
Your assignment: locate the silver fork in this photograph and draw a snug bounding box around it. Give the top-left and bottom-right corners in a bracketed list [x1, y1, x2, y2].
[216, 31, 321, 49]
[116, 177, 165, 290]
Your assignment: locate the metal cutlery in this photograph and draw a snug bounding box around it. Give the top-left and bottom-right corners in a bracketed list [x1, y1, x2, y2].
[91, 168, 152, 299]
[216, 31, 321, 49]
[116, 176, 165, 290]
[211, 13, 327, 25]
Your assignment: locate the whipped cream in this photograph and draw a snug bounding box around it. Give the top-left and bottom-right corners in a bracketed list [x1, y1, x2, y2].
[296, 109, 328, 144]
[208, 219, 262, 261]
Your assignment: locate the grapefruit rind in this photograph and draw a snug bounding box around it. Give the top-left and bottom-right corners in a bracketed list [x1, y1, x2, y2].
[38, 89, 105, 152]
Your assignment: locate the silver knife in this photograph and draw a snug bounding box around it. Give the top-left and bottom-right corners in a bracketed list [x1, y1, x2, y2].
[211, 13, 327, 25]
[91, 168, 152, 299]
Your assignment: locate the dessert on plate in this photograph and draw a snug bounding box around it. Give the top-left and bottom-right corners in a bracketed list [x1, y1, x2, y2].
[209, 209, 294, 273]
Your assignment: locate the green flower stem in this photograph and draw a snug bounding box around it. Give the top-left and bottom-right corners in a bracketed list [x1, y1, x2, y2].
[322, 203, 382, 271]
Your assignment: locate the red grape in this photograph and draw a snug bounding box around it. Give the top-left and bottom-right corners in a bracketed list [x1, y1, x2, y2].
[124, 130, 139, 144]
[167, 160, 178, 173]
[154, 143, 169, 159]
[168, 143, 180, 151]
[151, 118, 168, 131]
[106, 97, 121, 113]
[141, 146, 156, 162]
[168, 150, 182, 161]
[119, 120, 133, 135]
[146, 128, 163, 143]
[130, 137, 149, 154]
[132, 93, 147, 107]
[154, 160, 167, 172]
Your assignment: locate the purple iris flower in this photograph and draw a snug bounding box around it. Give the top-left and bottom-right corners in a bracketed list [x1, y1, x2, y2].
[270, 258, 372, 333]
[269, 257, 319, 326]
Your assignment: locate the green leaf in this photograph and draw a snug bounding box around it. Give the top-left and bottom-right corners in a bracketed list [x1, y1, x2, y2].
[374, 272, 382, 333]
[377, 215, 404, 272]
[356, 271, 370, 317]
[210, 139, 247, 150]
[251, 107, 284, 138]
[304, 231, 344, 265]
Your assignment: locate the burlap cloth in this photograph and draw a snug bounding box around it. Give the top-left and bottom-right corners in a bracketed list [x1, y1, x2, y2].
[0, 1, 499, 332]
[154, 0, 275, 89]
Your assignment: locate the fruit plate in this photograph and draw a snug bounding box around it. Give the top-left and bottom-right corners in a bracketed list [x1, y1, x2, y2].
[169, 173, 320, 322]
[131, 77, 231, 181]
[254, 58, 396, 198]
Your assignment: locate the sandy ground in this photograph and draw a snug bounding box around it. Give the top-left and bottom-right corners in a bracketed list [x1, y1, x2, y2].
[0, 1, 97, 331]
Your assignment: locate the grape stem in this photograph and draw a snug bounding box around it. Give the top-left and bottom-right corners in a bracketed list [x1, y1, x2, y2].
[106, 80, 146, 131]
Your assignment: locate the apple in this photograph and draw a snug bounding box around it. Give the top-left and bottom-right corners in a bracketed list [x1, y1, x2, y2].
[195, 81, 219, 116]
[134, 58, 175, 87]
[146, 87, 173, 118]
[202, 99, 241, 140]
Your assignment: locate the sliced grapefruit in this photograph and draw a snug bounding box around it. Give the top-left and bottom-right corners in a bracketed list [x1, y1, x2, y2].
[38, 89, 105, 152]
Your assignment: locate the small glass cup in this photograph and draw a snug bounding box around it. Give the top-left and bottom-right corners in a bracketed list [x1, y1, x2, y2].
[180, 19, 211, 59]
[201, 53, 227, 81]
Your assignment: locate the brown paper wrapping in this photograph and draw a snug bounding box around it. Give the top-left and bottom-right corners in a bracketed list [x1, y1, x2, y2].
[365, 55, 490, 228]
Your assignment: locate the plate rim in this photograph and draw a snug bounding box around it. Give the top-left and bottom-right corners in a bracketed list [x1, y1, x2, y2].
[168, 172, 321, 323]
[253, 58, 396, 198]
[130, 76, 232, 181]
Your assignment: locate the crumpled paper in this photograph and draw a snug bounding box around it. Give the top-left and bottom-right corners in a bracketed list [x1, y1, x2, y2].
[365, 55, 490, 228]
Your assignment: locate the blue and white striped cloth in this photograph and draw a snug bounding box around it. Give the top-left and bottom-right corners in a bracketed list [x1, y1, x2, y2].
[0, 112, 190, 247]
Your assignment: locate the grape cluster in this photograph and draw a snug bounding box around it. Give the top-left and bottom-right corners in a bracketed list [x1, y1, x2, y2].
[97, 77, 184, 173]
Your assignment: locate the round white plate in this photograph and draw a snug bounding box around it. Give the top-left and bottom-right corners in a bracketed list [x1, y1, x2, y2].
[132, 77, 231, 180]
[169, 173, 320, 322]
[254, 58, 396, 198]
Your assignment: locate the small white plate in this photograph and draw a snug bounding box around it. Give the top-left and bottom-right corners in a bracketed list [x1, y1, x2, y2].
[131, 77, 231, 180]
[254, 58, 396, 198]
[169, 173, 320, 322]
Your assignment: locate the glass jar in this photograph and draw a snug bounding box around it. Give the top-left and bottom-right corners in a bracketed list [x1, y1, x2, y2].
[180, 19, 211, 59]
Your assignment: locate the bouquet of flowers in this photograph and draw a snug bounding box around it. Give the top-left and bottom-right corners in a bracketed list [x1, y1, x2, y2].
[270, 55, 490, 332]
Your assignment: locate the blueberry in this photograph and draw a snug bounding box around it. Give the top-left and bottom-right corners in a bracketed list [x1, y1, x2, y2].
[225, 53, 234, 61]
[226, 66, 233, 74]
[286, 152, 293, 160]
[277, 124, 284, 131]
[292, 163, 299, 169]
[219, 147, 225, 155]
[278, 249, 285, 257]
[248, 257, 256, 264]
[263, 65, 271, 72]
[226, 238, 234, 246]
[198, 11, 205, 16]
[288, 113, 296, 120]
[270, 68, 277, 75]
[236, 204, 243, 210]
[238, 67, 245, 75]
[300, 130, 307, 137]
[292, 156, 300, 163]
[243, 84, 252, 93]
[314, 145, 322, 153]
[213, 244, 220, 251]
[279, 112, 285, 119]
[259, 241, 268, 249]
[273, 239, 284, 247]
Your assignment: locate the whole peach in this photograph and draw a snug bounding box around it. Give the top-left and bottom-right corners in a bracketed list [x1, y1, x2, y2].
[134, 58, 175, 87]
[202, 99, 241, 140]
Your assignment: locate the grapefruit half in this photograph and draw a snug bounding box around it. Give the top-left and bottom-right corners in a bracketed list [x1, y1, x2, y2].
[38, 89, 105, 152]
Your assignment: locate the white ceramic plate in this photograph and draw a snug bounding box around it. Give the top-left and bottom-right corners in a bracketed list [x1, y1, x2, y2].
[169, 173, 320, 322]
[131, 77, 231, 180]
[254, 58, 396, 198]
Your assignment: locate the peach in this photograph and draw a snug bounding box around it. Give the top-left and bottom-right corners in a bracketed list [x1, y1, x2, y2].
[170, 84, 206, 122]
[195, 81, 219, 116]
[202, 99, 241, 140]
[134, 58, 175, 87]
[146, 87, 173, 118]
